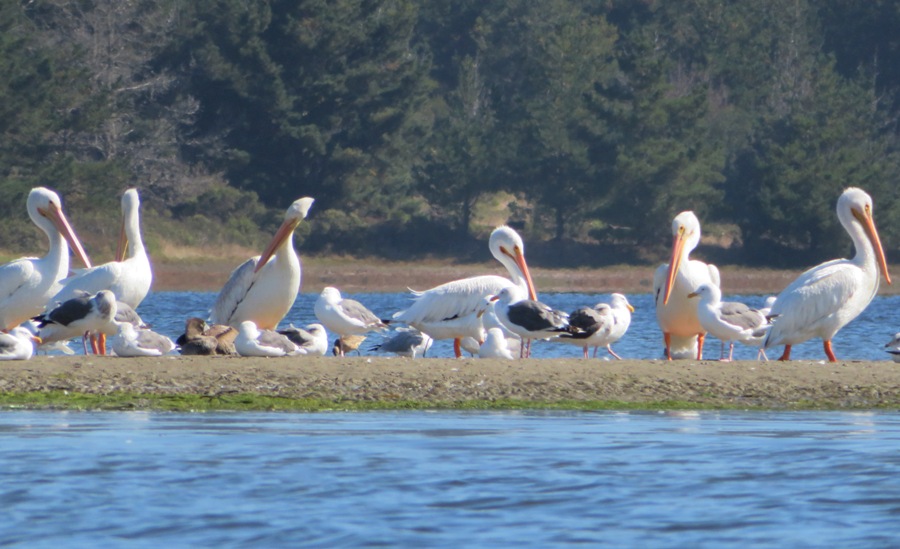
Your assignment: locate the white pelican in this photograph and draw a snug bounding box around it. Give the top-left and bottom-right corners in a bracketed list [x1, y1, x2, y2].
[688, 284, 768, 361]
[0, 187, 91, 331]
[315, 286, 388, 355]
[763, 187, 891, 361]
[0, 327, 41, 360]
[478, 327, 515, 359]
[557, 294, 634, 359]
[369, 328, 433, 358]
[393, 226, 537, 357]
[490, 286, 570, 357]
[211, 197, 314, 329]
[111, 322, 175, 357]
[35, 290, 118, 354]
[278, 323, 329, 356]
[51, 188, 151, 309]
[653, 211, 720, 360]
[884, 333, 900, 363]
[234, 320, 299, 357]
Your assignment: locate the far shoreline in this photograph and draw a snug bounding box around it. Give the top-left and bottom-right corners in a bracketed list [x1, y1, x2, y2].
[152, 256, 898, 296]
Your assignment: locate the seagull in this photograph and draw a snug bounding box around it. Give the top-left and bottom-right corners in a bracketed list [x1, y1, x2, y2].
[0, 187, 91, 331]
[211, 197, 314, 329]
[490, 286, 570, 358]
[369, 328, 433, 358]
[234, 320, 299, 357]
[51, 188, 152, 309]
[177, 317, 237, 356]
[110, 322, 176, 357]
[764, 188, 891, 361]
[278, 323, 329, 356]
[393, 226, 537, 357]
[688, 284, 769, 361]
[654, 211, 720, 360]
[0, 327, 41, 361]
[478, 327, 514, 359]
[35, 290, 118, 355]
[885, 333, 900, 363]
[557, 294, 634, 359]
[315, 287, 388, 355]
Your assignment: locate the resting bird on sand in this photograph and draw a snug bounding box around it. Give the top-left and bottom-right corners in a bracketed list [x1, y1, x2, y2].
[689, 284, 769, 361]
[0, 327, 41, 361]
[885, 333, 900, 363]
[315, 287, 388, 356]
[654, 211, 720, 360]
[177, 317, 236, 356]
[35, 290, 118, 355]
[557, 294, 634, 359]
[0, 187, 91, 331]
[490, 286, 570, 358]
[392, 226, 537, 357]
[111, 322, 176, 357]
[211, 197, 314, 329]
[278, 323, 329, 356]
[763, 188, 891, 362]
[369, 328, 432, 358]
[234, 320, 298, 357]
[478, 327, 515, 359]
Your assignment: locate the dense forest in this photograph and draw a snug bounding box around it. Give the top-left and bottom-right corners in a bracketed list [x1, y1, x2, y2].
[1, 0, 899, 268]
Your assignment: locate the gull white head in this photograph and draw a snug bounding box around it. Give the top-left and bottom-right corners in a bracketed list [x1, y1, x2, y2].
[663, 211, 702, 305]
[319, 286, 342, 304]
[838, 187, 890, 285]
[238, 320, 261, 339]
[489, 226, 536, 300]
[609, 293, 635, 313]
[687, 283, 721, 304]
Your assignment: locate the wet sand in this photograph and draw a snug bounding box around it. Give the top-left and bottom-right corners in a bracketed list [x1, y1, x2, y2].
[2, 355, 899, 410]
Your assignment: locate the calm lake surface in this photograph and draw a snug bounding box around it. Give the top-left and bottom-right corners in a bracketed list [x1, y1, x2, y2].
[121, 291, 900, 361]
[2, 410, 900, 547]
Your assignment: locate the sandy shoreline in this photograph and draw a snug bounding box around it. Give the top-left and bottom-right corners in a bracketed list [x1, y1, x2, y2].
[1, 355, 899, 410]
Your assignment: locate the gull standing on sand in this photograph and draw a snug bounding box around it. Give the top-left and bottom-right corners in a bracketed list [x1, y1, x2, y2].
[0, 187, 91, 331]
[315, 287, 388, 356]
[35, 290, 118, 354]
[234, 320, 299, 357]
[278, 323, 329, 356]
[688, 284, 769, 361]
[478, 327, 515, 359]
[490, 286, 570, 358]
[654, 211, 720, 360]
[211, 197, 314, 329]
[111, 322, 176, 357]
[0, 327, 41, 360]
[556, 294, 634, 359]
[763, 188, 891, 362]
[369, 328, 433, 358]
[392, 226, 538, 357]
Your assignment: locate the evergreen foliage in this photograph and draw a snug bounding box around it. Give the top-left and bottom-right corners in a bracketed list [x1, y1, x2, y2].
[0, 0, 898, 267]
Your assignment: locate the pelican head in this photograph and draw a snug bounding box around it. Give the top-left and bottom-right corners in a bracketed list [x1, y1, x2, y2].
[839, 187, 891, 285]
[663, 211, 702, 305]
[254, 196, 315, 273]
[115, 188, 141, 262]
[489, 226, 536, 300]
[28, 187, 92, 269]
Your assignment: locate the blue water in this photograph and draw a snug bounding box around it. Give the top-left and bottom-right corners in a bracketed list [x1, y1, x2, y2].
[122, 291, 900, 361]
[2, 410, 900, 547]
